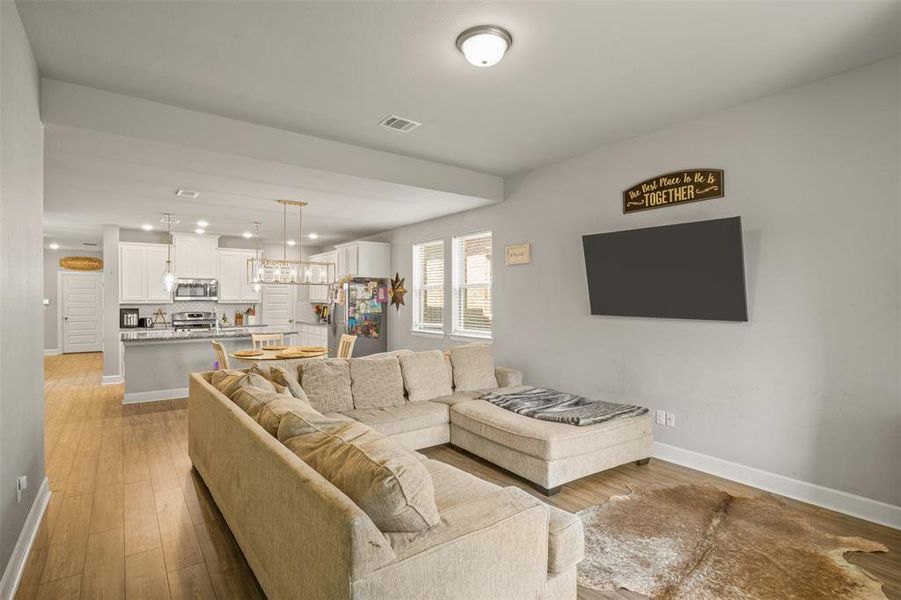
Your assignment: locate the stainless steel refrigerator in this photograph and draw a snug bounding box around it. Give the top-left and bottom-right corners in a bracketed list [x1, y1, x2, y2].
[328, 278, 388, 357]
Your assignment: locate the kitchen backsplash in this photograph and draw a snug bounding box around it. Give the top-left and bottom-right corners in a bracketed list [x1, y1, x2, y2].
[120, 301, 255, 327]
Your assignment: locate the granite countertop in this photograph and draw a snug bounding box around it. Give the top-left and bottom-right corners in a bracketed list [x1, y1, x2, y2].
[121, 326, 299, 343]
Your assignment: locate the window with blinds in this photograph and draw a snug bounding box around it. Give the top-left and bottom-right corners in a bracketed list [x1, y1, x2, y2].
[412, 239, 445, 332]
[452, 230, 492, 336]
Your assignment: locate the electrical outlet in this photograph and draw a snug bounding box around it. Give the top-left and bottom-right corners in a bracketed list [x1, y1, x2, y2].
[666, 412, 676, 428]
[16, 475, 27, 503]
[655, 410, 666, 426]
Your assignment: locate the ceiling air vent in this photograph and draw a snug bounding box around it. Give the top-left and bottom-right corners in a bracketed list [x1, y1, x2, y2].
[378, 115, 421, 133]
[176, 189, 199, 199]
[82, 242, 98, 247]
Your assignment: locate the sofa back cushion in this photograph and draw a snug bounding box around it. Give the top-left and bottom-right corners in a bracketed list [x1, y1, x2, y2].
[232, 387, 314, 436]
[277, 410, 439, 532]
[211, 369, 276, 398]
[448, 344, 498, 391]
[349, 357, 406, 409]
[300, 359, 354, 413]
[399, 350, 453, 402]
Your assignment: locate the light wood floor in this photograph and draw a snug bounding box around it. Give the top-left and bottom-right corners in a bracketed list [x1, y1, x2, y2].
[15, 352, 900, 599]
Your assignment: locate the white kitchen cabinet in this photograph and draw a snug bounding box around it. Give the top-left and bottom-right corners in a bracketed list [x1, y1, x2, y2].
[298, 323, 328, 348]
[119, 242, 173, 304]
[217, 249, 261, 303]
[333, 241, 390, 278]
[308, 250, 336, 303]
[173, 233, 219, 279]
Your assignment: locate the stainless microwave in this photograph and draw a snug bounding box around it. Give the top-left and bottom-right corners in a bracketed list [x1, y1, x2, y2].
[174, 278, 218, 301]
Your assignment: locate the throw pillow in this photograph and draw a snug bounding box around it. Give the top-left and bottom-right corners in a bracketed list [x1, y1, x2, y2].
[448, 343, 498, 391]
[210, 369, 275, 398]
[270, 366, 308, 401]
[277, 410, 439, 532]
[300, 359, 354, 413]
[349, 357, 406, 409]
[398, 350, 453, 402]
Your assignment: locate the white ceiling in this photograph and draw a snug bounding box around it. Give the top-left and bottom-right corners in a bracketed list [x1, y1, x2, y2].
[43, 125, 493, 249]
[18, 1, 901, 177]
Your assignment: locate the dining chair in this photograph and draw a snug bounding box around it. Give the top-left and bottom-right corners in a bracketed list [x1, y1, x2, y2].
[252, 332, 284, 350]
[337, 334, 357, 359]
[211, 340, 230, 369]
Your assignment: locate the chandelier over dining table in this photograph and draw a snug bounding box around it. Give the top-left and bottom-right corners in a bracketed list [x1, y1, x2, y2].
[246, 200, 335, 288]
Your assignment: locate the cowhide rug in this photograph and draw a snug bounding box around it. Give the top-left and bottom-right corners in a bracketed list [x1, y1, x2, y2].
[577, 484, 888, 599]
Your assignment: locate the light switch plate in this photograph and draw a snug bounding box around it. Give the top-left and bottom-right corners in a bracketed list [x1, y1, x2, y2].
[655, 410, 666, 426]
[666, 413, 676, 428]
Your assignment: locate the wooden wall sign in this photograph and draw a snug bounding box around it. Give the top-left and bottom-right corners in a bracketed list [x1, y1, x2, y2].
[505, 244, 531, 265]
[623, 169, 724, 214]
[59, 256, 103, 271]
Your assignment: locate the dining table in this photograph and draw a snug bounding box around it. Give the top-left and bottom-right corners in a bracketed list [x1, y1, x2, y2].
[229, 346, 329, 371]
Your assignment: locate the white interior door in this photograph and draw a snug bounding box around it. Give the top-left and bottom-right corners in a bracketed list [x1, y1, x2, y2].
[61, 272, 103, 353]
[262, 285, 296, 343]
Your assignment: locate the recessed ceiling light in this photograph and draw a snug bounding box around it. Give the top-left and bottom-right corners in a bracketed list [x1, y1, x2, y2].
[195, 228, 205, 235]
[49, 243, 59, 250]
[141, 223, 153, 231]
[308, 233, 319, 240]
[456, 25, 512, 67]
[242, 231, 253, 239]
[196, 220, 209, 228]
[286, 239, 296, 246]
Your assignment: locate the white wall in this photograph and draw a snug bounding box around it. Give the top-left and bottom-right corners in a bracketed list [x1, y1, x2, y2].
[43, 249, 103, 351]
[0, 0, 46, 573]
[378, 58, 901, 507]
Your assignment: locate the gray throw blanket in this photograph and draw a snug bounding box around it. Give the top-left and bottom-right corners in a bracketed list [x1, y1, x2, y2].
[480, 387, 648, 427]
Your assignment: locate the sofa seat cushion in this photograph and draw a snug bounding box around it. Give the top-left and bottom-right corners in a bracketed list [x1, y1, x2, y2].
[300, 358, 354, 413]
[340, 402, 449, 437]
[349, 357, 406, 409]
[427, 390, 480, 407]
[450, 401, 653, 461]
[398, 350, 453, 402]
[545, 504, 584, 573]
[422, 458, 499, 513]
[277, 409, 440, 533]
[448, 344, 498, 391]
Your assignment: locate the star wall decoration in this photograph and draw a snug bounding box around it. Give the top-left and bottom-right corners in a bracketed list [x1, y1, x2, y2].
[389, 272, 407, 312]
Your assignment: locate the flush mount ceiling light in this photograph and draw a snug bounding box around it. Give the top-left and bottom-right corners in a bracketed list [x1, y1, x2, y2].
[176, 189, 199, 199]
[308, 233, 319, 240]
[196, 220, 209, 228]
[242, 231, 253, 239]
[194, 228, 206, 235]
[286, 239, 296, 246]
[456, 25, 512, 67]
[141, 223, 153, 231]
[49, 243, 60, 250]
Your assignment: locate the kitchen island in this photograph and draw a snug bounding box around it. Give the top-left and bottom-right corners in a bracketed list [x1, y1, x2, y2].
[120, 326, 298, 403]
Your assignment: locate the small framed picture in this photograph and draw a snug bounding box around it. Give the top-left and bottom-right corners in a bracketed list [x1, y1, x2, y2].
[505, 243, 531, 265]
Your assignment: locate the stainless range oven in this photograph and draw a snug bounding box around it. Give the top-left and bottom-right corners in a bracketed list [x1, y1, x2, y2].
[174, 278, 218, 302]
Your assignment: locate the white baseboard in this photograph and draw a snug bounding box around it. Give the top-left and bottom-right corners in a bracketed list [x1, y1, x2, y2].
[43, 348, 60, 356]
[101, 374, 124, 385]
[653, 442, 901, 530]
[0, 477, 51, 599]
[124, 387, 188, 404]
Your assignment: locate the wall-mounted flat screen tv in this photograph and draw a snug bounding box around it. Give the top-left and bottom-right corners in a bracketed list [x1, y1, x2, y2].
[582, 216, 748, 322]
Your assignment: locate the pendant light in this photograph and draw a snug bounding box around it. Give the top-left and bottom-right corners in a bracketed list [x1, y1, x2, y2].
[250, 220, 262, 293]
[246, 200, 334, 288]
[161, 213, 177, 292]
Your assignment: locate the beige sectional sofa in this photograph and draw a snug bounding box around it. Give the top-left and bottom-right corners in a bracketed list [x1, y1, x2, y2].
[188, 343, 652, 598]
[189, 368, 583, 599]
